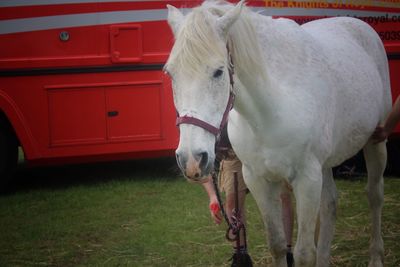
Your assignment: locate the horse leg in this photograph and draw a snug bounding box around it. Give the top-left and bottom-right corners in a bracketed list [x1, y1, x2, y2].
[243, 167, 287, 267]
[292, 157, 322, 267]
[316, 168, 338, 267]
[363, 141, 386, 267]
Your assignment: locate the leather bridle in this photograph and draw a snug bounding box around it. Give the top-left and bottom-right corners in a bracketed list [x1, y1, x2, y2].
[175, 46, 235, 140]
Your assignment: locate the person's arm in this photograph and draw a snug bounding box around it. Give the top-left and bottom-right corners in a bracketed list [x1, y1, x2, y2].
[383, 96, 400, 135]
[372, 96, 400, 143]
[202, 179, 222, 224]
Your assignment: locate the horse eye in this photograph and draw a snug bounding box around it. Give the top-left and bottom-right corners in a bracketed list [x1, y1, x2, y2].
[213, 69, 223, 78]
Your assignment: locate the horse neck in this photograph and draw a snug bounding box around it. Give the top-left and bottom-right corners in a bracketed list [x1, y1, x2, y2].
[233, 70, 282, 131]
[227, 14, 283, 130]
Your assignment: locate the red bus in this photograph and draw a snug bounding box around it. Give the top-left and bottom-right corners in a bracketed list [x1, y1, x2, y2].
[1, 0, 399, 183]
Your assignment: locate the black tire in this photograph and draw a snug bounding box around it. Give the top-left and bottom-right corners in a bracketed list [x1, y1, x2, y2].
[0, 127, 18, 188]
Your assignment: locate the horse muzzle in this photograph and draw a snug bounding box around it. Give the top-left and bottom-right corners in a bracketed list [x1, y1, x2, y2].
[176, 149, 214, 182]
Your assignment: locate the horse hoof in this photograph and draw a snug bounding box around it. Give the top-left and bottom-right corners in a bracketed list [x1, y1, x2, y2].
[286, 251, 294, 267]
[230, 252, 253, 267]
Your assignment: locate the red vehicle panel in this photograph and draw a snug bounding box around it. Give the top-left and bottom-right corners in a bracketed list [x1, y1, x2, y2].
[0, 0, 399, 181]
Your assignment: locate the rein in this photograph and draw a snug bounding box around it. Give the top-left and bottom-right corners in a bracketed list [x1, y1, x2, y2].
[176, 46, 235, 140]
[212, 170, 248, 247]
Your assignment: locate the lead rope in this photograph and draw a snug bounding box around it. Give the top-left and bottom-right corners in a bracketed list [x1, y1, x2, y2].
[211, 168, 249, 259]
[232, 172, 248, 253]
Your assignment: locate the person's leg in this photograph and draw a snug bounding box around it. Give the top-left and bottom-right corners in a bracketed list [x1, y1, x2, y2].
[223, 158, 248, 244]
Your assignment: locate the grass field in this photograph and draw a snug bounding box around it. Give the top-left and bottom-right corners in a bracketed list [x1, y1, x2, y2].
[0, 158, 399, 266]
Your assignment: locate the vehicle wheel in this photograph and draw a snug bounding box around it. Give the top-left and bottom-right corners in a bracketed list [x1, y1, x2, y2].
[0, 128, 18, 188]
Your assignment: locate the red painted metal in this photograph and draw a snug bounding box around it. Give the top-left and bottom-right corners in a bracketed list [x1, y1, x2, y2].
[0, 0, 399, 166]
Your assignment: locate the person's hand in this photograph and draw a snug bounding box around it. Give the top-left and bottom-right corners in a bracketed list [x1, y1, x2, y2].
[209, 200, 222, 225]
[371, 125, 389, 144]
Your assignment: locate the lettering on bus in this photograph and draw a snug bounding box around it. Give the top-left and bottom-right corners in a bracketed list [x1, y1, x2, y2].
[263, 0, 400, 41]
[378, 31, 400, 40]
[265, 0, 400, 9]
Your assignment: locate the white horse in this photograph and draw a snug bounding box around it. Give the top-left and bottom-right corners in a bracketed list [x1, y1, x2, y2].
[165, 1, 391, 266]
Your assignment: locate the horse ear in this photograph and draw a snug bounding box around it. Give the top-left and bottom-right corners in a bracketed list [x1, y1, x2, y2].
[217, 0, 246, 37]
[167, 4, 184, 36]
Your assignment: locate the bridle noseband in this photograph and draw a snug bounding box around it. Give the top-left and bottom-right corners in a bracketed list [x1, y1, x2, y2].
[176, 46, 235, 140]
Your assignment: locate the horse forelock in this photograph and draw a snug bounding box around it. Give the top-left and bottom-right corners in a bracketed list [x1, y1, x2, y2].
[166, 1, 265, 78]
[166, 6, 226, 77]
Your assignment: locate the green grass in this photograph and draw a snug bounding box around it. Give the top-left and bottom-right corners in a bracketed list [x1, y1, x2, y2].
[0, 158, 399, 266]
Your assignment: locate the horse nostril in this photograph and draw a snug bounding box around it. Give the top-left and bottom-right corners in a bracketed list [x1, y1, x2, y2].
[198, 151, 209, 170]
[176, 150, 209, 179]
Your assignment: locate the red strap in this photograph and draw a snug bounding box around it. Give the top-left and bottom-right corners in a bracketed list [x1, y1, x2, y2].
[176, 115, 220, 136]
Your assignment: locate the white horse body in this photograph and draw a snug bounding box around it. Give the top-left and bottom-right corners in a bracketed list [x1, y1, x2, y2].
[231, 15, 390, 176]
[166, 1, 390, 266]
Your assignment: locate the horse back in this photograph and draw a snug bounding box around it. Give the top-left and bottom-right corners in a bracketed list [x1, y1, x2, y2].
[302, 17, 391, 113]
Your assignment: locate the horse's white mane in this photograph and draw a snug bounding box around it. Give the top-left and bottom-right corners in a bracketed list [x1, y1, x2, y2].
[166, 0, 265, 78]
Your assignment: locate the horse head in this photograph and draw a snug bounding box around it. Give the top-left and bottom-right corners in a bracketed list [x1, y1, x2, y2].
[165, 1, 245, 182]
